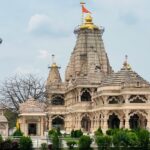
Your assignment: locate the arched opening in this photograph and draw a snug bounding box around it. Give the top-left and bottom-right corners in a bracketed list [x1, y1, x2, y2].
[52, 117, 64, 130]
[108, 96, 119, 104]
[81, 91, 91, 101]
[129, 114, 139, 129]
[51, 96, 64, 105]
[108, 113, 120, 129]
[81, 116, 91, 132]
[129, 113, 147, 129]
[129, 95, 146, 103]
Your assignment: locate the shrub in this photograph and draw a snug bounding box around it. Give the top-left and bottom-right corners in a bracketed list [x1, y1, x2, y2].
[48, 129, 57, 138]
[40, 143, 48, 150]
[96, 135, 112, 150]
[13, 129, 23, 137]
[0, 138, 12, 150]
[135, 128, 150, 149]
[78, 135, 92, 150]
[12, 141, 19, 150]
[113, 130, 128, 148]
[66, 140, 77, 149]
[126, 132, 139, 148]
[71, 129, 83, 138]
[106, 128, 120, 136]
[71, 129, 75, 138]
[19, 136, 32, 150]
[95, 127, 103, 137]
[56, 127, 62, 136]
[52, 133, 60, 150]
[0, 134, 3, 143]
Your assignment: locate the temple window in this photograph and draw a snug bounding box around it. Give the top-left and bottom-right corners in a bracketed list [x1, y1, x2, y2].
[129, 95, 146, 103]
[81, 90, 91, 101]
[51, 96, 64, 105]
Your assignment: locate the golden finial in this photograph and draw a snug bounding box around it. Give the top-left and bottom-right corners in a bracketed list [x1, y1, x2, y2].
[80, 14, 98, 30]
[123, 55, 131, 70]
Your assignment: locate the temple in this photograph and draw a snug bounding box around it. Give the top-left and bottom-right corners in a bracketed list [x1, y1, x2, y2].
[18, 13, 150, 136]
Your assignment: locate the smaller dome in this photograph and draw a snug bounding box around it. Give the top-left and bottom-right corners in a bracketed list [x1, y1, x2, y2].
[100, 69, 150, 88]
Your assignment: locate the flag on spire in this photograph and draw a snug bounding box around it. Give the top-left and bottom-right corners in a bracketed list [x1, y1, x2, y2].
[82, 5, 91, 13]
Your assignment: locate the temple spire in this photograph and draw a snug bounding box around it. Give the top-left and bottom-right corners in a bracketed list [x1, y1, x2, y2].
[46, 55, 62, 85]
[122, 55, 132, 70]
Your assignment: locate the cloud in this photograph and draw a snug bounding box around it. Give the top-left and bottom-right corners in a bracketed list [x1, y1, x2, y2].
[27, 14, 71, 37]
[37, 50, 49, 59]
[27, 14, 52, 35]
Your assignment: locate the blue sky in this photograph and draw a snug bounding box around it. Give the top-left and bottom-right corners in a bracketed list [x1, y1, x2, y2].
[0, 0, 150, 82]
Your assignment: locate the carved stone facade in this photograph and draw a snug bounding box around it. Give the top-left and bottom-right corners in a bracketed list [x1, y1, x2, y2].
[0, 107, 8, 137]
[19, 98, 46, 136]
[19, 14, 150, 135]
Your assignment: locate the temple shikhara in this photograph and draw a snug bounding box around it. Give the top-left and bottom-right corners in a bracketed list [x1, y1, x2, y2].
[18, 11, 150, 137]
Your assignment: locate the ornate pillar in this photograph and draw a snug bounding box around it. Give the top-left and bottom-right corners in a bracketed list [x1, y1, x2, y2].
[124, 110, 130, 129]
[49, 116, 52, 130]
[123, 94, 130, 104]
[103, 110, 108, 133]
[78, 88, 81, 102]
[41, 116, 44, 136]
[102, 96, 108, 105]
[147, 110, 150, 129]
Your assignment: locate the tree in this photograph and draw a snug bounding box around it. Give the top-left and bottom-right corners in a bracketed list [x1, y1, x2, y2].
[0, 74, 45, 112]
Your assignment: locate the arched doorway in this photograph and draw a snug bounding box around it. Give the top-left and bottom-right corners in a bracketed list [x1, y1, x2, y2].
[81, 116, 91, 132]
[129, 114, 139, 129]
[52, 117, 64, 130]
[129, 113, 147, 129]
[108, 113, 120, 129]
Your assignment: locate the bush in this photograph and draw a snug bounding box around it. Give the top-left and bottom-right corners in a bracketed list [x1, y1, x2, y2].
[135, 128, 150, 149]
[19, 136, 32, 150]
[71, 129, 83, 138]
[40, 143, 48, 150]
[106, 128, 120, 136]
[113, 130, 128, 148]
[95, 128, 103, 137]
[71, 129, 75, 138]
[52, 133, 60, 150]
[0, 134, 3, 143]
[12, 141, 19, 150]
[48, 129, 58, 138]
[96, 135, 112, 150]
[126, 132, 139, 147]
[78, 135, 92, 150]
[66, 140, 77, 149]
[0, 138, 12, 150]
[13, 129, 23, 137]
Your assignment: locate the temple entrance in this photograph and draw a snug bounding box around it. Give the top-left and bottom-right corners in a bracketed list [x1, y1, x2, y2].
[108, 113, 120, 129]
[81, 116, 91, 132]
[129, 113, 147, 129]
[52, 117, 64, 130]
[129, 114, 139, 129]
[28, 123, 37, 135]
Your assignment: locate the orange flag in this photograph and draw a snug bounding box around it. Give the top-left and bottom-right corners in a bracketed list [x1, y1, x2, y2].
[82, 5, 91, 13]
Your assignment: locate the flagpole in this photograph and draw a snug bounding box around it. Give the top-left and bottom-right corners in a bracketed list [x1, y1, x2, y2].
[80, 2, 85, 25]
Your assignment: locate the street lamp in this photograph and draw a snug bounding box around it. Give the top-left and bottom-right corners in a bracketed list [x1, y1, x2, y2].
[0, 38, 2, 44]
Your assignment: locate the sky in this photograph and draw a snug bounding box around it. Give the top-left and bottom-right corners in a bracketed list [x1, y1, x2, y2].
[0, 0, 150, 82]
